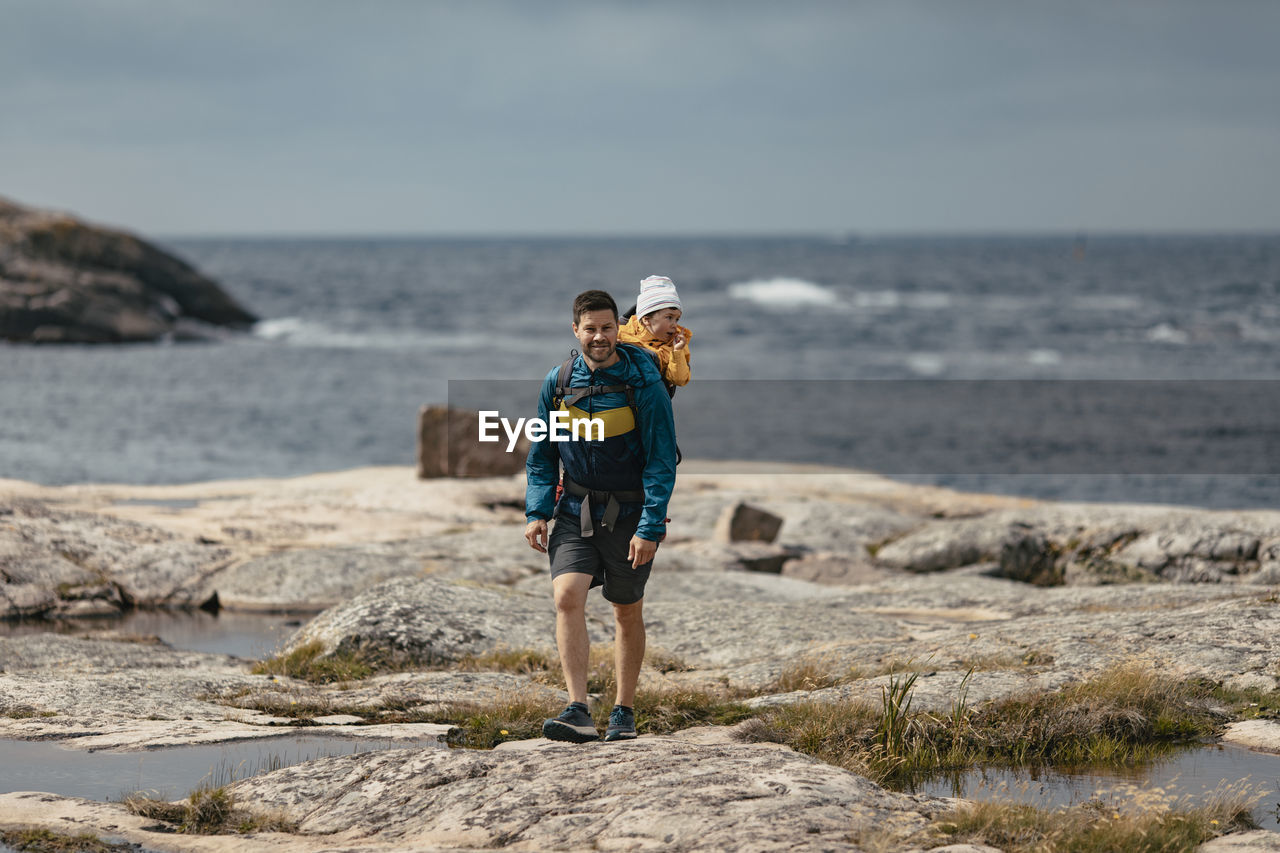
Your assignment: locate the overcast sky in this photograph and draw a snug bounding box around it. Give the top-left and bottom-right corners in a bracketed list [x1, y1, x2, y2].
[2, 1, 1278, 236]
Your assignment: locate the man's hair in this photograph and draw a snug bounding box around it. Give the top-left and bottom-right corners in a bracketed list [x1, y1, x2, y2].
[572, 290, 619, 325]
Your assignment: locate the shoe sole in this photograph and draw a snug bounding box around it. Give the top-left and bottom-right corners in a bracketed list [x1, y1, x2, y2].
[603, 729, 637, 742]
[542, 719, 599, 743]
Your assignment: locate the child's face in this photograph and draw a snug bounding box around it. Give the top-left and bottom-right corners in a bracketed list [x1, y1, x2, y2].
[641, 308, 682, 341]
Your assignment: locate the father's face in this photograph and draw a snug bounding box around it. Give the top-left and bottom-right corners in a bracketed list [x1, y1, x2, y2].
[573, 309, 619, 368]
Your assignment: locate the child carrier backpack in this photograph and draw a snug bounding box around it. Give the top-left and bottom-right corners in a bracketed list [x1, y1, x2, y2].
[550, 347, 681, 532]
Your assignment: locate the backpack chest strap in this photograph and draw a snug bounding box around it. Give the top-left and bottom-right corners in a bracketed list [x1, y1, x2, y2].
[558, 384, 631, 410]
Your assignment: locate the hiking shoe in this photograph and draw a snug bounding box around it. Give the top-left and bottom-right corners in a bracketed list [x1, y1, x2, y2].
[603, 705, 637, 742]
[542, 704, 598, 743]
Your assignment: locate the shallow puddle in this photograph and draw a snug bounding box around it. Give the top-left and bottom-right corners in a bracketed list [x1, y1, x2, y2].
[0, 734, 444, 803]
[0, 609, 307, 659]
[905, 743, 1280, 829]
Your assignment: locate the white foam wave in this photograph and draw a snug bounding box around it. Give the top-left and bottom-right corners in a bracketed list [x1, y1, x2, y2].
[727, 278, 840, 308]
[252, 317, 430, 350]
[253, 318, 541, 353]
[852, 290, 952, 310]
[252, 317, 310, 341]
[1027, 349, 1062, 366]
[906, 353, 946, 376]
[1144, 323, 1189, 345]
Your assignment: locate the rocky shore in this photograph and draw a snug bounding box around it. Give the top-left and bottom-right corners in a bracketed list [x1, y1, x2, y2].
[0, 195, 256, 343]
[3, 462, 1280, 851]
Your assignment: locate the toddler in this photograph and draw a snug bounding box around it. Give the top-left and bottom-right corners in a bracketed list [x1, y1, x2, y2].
[619, 275, 692, 390]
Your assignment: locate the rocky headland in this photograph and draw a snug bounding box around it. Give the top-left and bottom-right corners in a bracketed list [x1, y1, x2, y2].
[0, 195, 256, 343]
[2, 462, 1280, 851]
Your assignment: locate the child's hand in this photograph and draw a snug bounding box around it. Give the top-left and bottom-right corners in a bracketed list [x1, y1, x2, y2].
[672, 331, 686, 351]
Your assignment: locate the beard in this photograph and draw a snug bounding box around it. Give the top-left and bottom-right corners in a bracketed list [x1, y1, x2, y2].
[582, 339, 616, 366]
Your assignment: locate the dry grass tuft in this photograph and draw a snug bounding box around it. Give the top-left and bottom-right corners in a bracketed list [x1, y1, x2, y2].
[0, 828, 133, 852]
[424, 692, 566, 748]
[124, 784, 298, 835]
[765, 654, 863, 694]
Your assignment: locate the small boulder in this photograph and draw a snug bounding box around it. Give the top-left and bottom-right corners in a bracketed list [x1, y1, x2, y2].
[997, 526, 1063, 586]
[874, 518, 1009, 573]
[713, 502, 783, 543]
[417, 405, 530, 478]
[1248, 562, 1280, 585]
[282, 576, 608, 667]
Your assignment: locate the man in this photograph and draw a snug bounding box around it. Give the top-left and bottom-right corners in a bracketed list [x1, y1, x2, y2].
[524, 289, 678, 743]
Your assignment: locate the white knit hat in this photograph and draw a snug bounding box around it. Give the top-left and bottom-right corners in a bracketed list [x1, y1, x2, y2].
[636, 275, 682, 317]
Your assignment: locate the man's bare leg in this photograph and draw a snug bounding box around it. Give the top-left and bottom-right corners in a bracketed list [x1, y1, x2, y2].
[552, 572, 593, 704]
[612, 598, 645, 708]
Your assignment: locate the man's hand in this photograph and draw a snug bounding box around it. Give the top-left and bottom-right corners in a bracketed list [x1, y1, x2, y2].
[628, 535, 657, 569]
[525, 519, 548, 553]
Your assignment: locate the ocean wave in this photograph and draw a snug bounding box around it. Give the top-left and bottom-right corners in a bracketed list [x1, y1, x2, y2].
[252, 318, 544, 354]
[906, 353, 947, 376]
[251, 317, 431, 350]
[1144, 323, 1190, 345]
[727, 278, 841, 308]
[852, 290, 952, 310]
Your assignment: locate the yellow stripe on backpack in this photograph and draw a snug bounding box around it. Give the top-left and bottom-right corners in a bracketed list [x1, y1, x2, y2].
[559, 403, 635, 439]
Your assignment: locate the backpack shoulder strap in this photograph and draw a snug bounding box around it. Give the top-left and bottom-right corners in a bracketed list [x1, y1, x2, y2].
[552, 350, 577, 410]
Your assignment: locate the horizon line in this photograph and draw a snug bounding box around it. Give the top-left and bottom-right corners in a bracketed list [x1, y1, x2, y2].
[154, 228, 1280, 242]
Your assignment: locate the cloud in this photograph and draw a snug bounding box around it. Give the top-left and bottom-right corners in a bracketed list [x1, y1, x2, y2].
[1, 0, 1277, 233]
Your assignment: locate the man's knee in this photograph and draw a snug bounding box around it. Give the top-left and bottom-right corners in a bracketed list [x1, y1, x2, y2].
[553, 577, 590, 614]
[613, 598, 644, 627]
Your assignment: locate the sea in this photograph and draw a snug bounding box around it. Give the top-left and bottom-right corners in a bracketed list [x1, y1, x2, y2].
[2, 234, 1278, 508]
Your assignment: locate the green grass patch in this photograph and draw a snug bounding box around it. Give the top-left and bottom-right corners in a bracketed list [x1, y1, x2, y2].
[250, 640, 373, 684]
[0, 828, 132, 852]
[923, 783, 1259, 852]
[741, 665, 1231, 787]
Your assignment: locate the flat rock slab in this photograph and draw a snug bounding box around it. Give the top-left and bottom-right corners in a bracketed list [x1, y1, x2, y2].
[204, 546, 428, 612]
[644, 597, 908, 669]
[10, 720, 455, 752]
[225, 730, 948, 851]
[1222, 720, 1280, 754]
[1200, 831, 1280, 852]
[0, 500, 231, 617]
[0, 634, 559, 751]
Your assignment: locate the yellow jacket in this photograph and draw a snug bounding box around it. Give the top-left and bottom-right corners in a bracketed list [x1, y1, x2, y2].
[619, 315, 693, 387]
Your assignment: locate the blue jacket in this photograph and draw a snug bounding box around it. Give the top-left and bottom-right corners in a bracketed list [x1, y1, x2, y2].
[525, 344, 677, 541]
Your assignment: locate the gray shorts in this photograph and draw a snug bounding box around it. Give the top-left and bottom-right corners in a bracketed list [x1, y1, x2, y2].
[548, 509, 654, 604]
